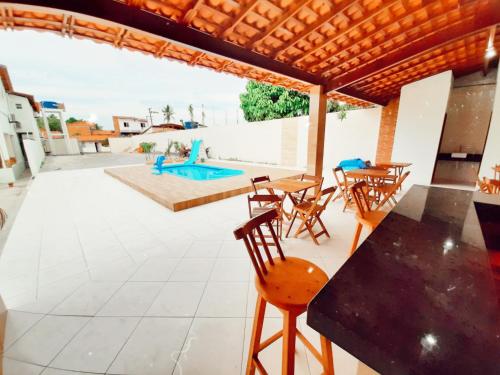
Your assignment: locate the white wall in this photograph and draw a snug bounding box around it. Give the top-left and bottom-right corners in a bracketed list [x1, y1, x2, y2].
[479, 67, 500, 178]
[118, 118, 148, 134]
[52, 138, 80, 155]
[392, 71, 453, 186]
[110, 107, 382, 171]
[23, 138, 44, 177]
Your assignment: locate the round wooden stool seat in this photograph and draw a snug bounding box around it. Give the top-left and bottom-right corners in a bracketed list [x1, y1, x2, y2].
[255, 257, 328, 311]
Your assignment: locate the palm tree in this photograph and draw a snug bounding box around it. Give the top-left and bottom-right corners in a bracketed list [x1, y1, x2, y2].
[162, 105, 175, 123]
[188, 104, 194, 123]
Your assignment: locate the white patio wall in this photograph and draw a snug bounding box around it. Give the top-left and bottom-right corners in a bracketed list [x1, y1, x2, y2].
[23, 138, 45, 177]
[392, 71, 453, 186]
[109, 107, 382, 171]
[479, 67, 500, 179]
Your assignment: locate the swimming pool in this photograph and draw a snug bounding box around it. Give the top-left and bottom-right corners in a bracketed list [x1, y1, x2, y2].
[157, 164, 244, 180]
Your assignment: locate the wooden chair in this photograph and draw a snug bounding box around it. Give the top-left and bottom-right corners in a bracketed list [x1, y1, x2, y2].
[375, 171, 410, 209]
[478, 177, 500, 195]
[332, 167, 354, 212]
[291, 186, 337, 245]
[291, 174, 324, 201]
[350, 181, 388, 255]
[248, 194, 284, 240]
[234, 209, 334, 375]
[494, 164, 500, 180]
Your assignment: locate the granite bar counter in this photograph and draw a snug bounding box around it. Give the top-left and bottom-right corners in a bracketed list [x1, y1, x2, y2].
[308, 185, 500, 375]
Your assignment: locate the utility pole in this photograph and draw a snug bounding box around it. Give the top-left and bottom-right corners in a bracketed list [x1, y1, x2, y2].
[148, 107, 158, 127]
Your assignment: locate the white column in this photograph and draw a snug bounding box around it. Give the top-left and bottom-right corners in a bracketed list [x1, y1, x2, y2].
[42, 109, 56, 154]
[58, 110, 72, 154]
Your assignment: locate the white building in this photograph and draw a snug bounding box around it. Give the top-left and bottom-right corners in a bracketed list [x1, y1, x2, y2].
[112, 116, 148, 135]
[0, 65, 45, 185]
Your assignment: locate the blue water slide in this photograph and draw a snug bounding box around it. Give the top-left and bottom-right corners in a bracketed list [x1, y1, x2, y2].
[184, 140, 202, 165]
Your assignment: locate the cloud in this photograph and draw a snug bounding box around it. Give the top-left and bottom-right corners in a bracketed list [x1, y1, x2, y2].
[0, 29, 248, 128]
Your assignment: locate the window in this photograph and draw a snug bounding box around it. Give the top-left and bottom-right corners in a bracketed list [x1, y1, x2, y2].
[15, 103, 22, 109]
[123, 122, 129, 128]
[140, 122, 146, 128]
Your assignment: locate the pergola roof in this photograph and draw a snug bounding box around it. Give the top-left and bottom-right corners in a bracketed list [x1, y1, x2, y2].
[1, 0, 499, 106]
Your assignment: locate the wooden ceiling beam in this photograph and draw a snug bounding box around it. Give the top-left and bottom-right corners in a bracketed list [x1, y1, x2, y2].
[182, 0, 203, 24]
[247, 0, 312, 48]
[293, 0, 400, 66]
[314, 0, 445, 75]
[221, 0, 259, 38]
[4, 0, 325, 86]
[272, 0, 360, 59]
[327, 5, 500, 92]
[332, 87, 387, 106]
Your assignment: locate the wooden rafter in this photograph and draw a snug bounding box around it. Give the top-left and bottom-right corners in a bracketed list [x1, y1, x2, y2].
[183, 0, 203, 24]
[273, 0, 360, 59]
[292, 0, 401, 66]
[328, 5, 500, 92]
[314, 0, 445, 75]
[221, 0, 259, 38]
[247, 0, 312, 48]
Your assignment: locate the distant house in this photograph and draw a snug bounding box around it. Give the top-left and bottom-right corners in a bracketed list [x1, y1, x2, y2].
[113, 116, 149, 136]
[149, 123, 184, 133]
[66, 121, 117, 153]
[0, 64, 45, 185]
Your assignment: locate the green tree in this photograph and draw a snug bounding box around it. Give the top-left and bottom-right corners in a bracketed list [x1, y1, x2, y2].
[188, 104, 194, 122]
[240, 81, 359, 122]
[162, 105, 175, 123]
[94, 123, 102, 130]
[36, 114, 62, 132]
[239, 81, 309, 122]
[66, 117, 82, 124]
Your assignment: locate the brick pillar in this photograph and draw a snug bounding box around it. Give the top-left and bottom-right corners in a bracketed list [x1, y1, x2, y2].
[376, 97, 400, 163]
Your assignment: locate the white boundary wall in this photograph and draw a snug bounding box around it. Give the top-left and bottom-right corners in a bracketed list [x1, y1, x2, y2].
[110, 107, 382, 170]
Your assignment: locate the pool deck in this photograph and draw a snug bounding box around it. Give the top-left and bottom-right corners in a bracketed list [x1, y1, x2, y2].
[104, 161, 303, 211]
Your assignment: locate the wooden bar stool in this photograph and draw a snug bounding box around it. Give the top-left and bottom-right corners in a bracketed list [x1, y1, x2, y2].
[234, 209, 334, 375]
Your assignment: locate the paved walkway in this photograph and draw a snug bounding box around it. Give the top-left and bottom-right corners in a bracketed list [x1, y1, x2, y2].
[41, 153, 147, 172]
[0, 159, 380, 375]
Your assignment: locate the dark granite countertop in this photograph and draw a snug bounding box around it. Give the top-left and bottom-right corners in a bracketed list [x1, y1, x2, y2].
[307, 185, 500, 375]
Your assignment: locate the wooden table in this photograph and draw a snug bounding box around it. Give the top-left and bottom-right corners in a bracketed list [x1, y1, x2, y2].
[261, 179, 320, 221]
[346, 168, 390, 202]
[307, 186, 500, 374]
[376, 162, 412, 180]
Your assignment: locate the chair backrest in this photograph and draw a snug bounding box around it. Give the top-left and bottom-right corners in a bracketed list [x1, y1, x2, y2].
[350, 181, 372, 217]
[310, 186, 337, 213]
[477, 177, 493, 194]
[234, 209, 285, 284]
[247, 194, 282, 218]
[376, 171, 410, 209]
[251, 175, 271, 194]
[333, 167, 348, 189]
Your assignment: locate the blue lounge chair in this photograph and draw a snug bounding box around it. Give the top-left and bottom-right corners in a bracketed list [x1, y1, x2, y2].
[337, 158, 367, 171]
[184, 139, 202, 165]
[153, 155, 166, 169]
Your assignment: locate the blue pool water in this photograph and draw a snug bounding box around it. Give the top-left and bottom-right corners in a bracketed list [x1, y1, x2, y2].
[157, 164, 244, 180]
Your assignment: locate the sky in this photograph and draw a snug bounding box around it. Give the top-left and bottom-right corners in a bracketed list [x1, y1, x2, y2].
[0, 29, 249, 129]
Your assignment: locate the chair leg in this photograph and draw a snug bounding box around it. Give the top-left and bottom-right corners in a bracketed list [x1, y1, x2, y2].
[316, 216, 330, 238]
[246, 295, 267, 375]
[286, 211, 298, 237]
[350, 222, 363, 255]
[282, 310, 298, 375]
[320, 336, 335, 375]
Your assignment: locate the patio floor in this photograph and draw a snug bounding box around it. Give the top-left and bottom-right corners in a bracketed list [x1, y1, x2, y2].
[104, 161, 303, 211]
[0, 165, 382, 375]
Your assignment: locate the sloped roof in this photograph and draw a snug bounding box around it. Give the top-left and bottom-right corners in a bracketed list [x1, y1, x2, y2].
[1, 0, 498, 106]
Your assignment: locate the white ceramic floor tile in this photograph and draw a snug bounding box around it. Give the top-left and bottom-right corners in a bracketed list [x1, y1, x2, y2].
[51, 281, 123, 316]
[97, 282, 163, 317]
[89, 257, 139, 282]
[129, 256, 180, 282]
[5, 315, 89, 366]
[184, 240, 222, 258]
[146, 282, 205, 317]
[218, 240, 248, 258]
[108, 317, 191, 375]
[50, 317, 139, 373]
[0, 310, 43, 353]
[41, 368, 87, 375]
[196, 282, 248, 317]
[210, 258, 250, 282]
[173, 318, 245, 375]
[169, 259, 215, 282]
[0, 357, 44, 375]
